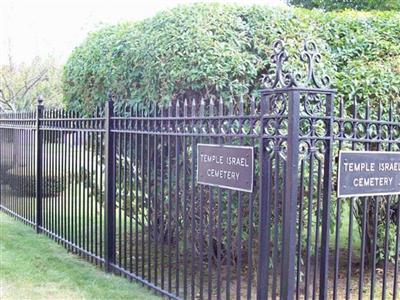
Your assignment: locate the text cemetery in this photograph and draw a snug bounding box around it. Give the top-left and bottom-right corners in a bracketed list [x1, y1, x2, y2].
[338, 151, 400, 197]
[197, 144, 254, 192]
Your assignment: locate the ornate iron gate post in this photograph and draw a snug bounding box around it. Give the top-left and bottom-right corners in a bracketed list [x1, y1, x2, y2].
[257, 93, 272, 300]
[258, 40, 335, 300]
[104, 92, 116, 272]
[36, 95, 44, 233]
[258, 40, 303, 300]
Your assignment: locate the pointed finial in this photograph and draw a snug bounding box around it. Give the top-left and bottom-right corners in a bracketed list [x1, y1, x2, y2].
[199, 97, 205, 116]
[107, 90, 113, 102]
[250, 95, 256, 110]
[210, 98, 215, 106]
[239, 95, 244, 113]
[37, 95, 44, 105]
[219, 97, 224, 116]
[210, 98, 215, 116]
[183, 98, 188, 118]
[228, 97, 235, 115]
[191, 98, 196, 117]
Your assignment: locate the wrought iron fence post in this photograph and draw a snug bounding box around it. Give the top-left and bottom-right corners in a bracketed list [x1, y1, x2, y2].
[104, 92, 116, 272]
[36, 95, 44, 233]
[281, 89, 301, 300]
[319, 92, 335, 300]
[256, 94, 271, 300]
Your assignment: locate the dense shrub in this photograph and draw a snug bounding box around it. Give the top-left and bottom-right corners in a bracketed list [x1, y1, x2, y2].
[5, 166, 63, 197]
[63, 4, 400, 116]
[288, 0, 400, 11]
[62, 4, 333, 112]
[319, 10, 400, 116]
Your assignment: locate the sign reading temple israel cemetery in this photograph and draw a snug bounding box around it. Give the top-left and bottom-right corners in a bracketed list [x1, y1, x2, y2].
[197, 144, 254, 192]
[338, 151, 400, 198]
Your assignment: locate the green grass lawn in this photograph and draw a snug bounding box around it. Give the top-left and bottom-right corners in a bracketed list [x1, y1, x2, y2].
[0, 212, 160, 300]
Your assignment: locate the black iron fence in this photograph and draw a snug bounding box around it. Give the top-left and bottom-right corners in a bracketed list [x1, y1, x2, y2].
[0, 41, 399, 300]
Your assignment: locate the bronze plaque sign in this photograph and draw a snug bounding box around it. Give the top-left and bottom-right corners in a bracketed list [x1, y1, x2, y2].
[338, 151, 400, 198]
[197, 144, 254, 192]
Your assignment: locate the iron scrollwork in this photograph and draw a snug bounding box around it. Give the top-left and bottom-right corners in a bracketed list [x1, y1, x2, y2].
[262, 39, 331, 89]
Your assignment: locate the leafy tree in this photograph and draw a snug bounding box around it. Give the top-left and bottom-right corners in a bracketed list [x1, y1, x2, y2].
[288, 0, 400, 11]
[0, 56, 63, 112]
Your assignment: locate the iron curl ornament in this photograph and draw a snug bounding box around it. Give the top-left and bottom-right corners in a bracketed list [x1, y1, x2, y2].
[262, 39, 331, 89]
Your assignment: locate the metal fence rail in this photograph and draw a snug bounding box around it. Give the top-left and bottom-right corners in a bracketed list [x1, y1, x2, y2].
[0, 40, 399, 300]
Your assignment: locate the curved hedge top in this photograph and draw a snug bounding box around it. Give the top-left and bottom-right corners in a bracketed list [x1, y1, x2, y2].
[62, 4, 400, 114]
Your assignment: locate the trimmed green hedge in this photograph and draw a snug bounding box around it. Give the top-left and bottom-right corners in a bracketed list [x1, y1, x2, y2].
[288, 0, 400, 11]
[63, 4, 400, 115]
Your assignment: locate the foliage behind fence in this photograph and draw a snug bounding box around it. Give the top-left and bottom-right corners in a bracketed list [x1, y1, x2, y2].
[1, 40, 399, 300]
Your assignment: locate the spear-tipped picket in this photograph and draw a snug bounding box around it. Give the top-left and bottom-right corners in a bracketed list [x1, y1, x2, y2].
[251, 95, 256, 114]
[353, 96, 358, 119]
[210, 98, 215, 135]
[200, 97, 205, 117]
[184, 98, 188, 116]
[250, 95, 256, 134]
[219, 97, 224, 135]
[339, 97, 344, 119]
[192, 98, 196, 117]
[219, 97, 224, 117]
[239, 95, 244, 115]
[229, 97, 234, 116]
[155, 102, 160, 132]
[168, 101, 173, 132]
[184, 99, 188, 132]
[200, 98, 206, 134]
[228, 97, 234, 135]
[239, 95, 245, 135]
[56, 109, 60, 130]
[176, 100, 181, 132]
[364, 98, 371, 141]
[192, 98, 197, 133]
[128, 105, 133, 131]
[378, 99, 382, 121]
[365, 98, 370, 119]
[135, 102, 139, 120]
[160, 102, 165, 132]
[210, 98, 215, 115]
